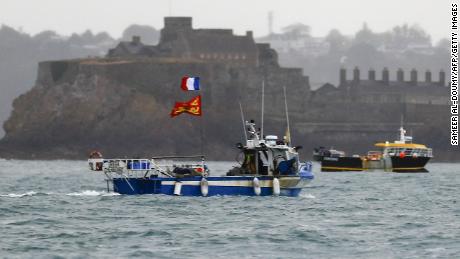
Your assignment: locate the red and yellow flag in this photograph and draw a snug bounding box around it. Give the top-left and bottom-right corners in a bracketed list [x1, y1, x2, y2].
[170, 95, 202, 118]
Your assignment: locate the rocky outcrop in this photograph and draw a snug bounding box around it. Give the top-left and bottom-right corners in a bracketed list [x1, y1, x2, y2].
[0, 57, 310, 159]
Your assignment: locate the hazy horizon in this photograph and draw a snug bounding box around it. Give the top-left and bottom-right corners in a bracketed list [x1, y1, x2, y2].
[0, 0, 450, 43]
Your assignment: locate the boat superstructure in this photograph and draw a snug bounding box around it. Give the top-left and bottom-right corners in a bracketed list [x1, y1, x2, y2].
[371, 126, 433, 172]
[88, 120, 313, 196]
[226, 120, 314, 195]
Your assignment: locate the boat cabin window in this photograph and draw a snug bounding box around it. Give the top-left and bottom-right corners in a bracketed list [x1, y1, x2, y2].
[385, 147, 432, 157]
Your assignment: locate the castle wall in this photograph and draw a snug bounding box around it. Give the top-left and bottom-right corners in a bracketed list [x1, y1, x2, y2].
[320, 67, 449, 106]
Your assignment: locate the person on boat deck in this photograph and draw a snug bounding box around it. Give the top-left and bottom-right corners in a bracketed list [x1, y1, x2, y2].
[258, 150, 269, 175]
[242, 151, 268, 175]
[242, 152, 254, 173]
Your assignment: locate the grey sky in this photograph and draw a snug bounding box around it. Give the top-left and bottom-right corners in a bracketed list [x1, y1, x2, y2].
[0, 0, 451, 42]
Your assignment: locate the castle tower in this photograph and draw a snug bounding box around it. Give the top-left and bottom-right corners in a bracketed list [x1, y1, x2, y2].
[161, 17, 193, 43]
[340, 67, 347, 86]
[368, 69, 376, 81]
[410, 69, 418, 85]
[164, 17, 192, 31]
[382, 67, 389, 85]
[425, 70, 432, 83]
[397, 68, 404, 83]
[439, 70, 446, 86]
[353, 67, 360, 84]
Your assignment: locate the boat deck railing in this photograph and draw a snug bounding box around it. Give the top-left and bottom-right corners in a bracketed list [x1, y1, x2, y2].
[90, 155, 207, 177]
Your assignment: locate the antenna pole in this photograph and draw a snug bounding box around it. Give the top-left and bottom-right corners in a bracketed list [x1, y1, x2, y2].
[261, 80, 265, 139]
[239, 102, 248, 140]
[283, 86, 291, 145]
[399, 114, 404, 143]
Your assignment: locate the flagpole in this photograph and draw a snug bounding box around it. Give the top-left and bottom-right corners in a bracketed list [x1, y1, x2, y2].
[261, 80, 265, 139]
[172, 77, 203, 156]
[200, 100, 204, 156]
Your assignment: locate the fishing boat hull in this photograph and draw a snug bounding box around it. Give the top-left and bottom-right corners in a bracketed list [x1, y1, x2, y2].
[313, 148, 431, 172]
[111, 175, 313, 197]
[320, 157, 364, 172]
[319, 156, 430, 172]
[390, 156, 430, 173]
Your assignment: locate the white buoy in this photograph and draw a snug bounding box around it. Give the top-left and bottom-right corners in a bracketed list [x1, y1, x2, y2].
[253, 177, 261, 196]
[272, 177, 280, 196]
[173, 181, 182, 196]
[200, 178, 209, 197]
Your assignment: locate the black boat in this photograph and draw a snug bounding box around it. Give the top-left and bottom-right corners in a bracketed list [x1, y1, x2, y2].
[313, 126, 433, 173]
[313, 147, 363, 172]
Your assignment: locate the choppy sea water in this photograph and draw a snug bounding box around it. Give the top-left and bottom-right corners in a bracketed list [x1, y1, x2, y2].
[0, 160, 459, 258]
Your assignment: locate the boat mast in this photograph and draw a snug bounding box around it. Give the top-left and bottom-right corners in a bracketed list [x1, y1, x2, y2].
[239, 101, 248, 140]
[399, 127, 406, 144]
[399, 115, 405, 143]
[283, 86, 291, 146]
[261, 80, 265, 140]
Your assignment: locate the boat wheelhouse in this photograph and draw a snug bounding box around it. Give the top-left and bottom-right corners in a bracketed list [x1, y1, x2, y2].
[371, 126, 433, 172]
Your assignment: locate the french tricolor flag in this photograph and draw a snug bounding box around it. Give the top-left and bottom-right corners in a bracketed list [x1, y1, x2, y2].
[181, 76, 200, 91]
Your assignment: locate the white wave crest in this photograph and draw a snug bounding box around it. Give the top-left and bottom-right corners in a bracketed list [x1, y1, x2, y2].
[0, 191, 37, 198]
[301, 193, 316, 199]
[102, 192, 121, 197]
[66, 190, 120, 196]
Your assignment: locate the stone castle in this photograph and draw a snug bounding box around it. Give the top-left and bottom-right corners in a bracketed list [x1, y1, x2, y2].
[303, 67, 449, 153]
[0, 17, 456, 160]
[106, 17, 449, 108]
[108, 17, 278, 68]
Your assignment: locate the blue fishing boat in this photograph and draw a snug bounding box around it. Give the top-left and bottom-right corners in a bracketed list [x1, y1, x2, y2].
[88, 120, 314, 197]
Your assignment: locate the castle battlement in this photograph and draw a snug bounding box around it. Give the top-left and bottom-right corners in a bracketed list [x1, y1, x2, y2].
[339, 67, 446, 87]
